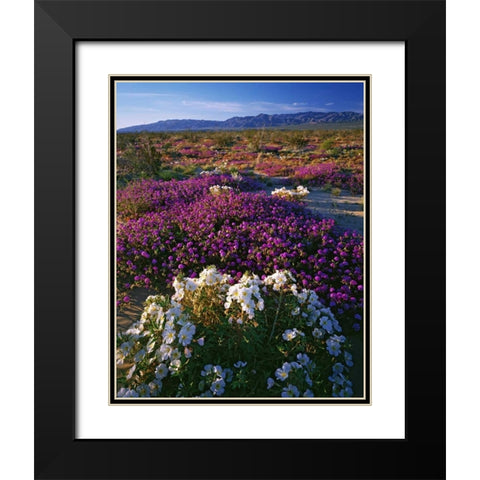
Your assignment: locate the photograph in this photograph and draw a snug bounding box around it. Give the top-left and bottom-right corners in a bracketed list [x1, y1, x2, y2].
[112, 77, 369, 402]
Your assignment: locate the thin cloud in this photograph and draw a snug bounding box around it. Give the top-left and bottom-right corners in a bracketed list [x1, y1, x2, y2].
[126, 107, 163, 113]
[325, 102, 335, 106]
[120, 93, 181, 98]
[181, 100, 245, 113]
[249, 101, 327, 113]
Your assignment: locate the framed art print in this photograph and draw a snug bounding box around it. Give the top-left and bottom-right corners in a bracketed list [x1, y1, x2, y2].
[35, 1, 445, 479]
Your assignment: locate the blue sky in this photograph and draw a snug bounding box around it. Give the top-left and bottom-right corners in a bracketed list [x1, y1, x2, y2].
[116, 81, 364, 128]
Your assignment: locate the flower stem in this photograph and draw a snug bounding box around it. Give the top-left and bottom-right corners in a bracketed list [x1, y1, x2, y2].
[268, 292, 283, 342]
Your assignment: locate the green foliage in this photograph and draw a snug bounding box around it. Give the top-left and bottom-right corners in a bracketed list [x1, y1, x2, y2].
[183, 131, 200, 143]
[117, 133, 140, 150]
[321, 139, 335, 151]
[288, 132, 308, 149]
[245, 128, 265, 152]
[214, 132, 235, 148]
[155, 169, 185, 181]
[328, 146, 343, 158]
[138, 141, 163, 175]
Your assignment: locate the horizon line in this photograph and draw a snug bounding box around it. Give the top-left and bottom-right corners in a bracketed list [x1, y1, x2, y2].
[118, 110, 364, 128]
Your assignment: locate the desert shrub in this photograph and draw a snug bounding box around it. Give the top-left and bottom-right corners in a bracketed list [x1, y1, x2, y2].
[182, 131, 200, 143]
[245, 129, 266, 152]
[117, 267, 355, 398]
[328, 147, 343, 158]
[117, 133, 140, 150]
[321, 139, 335, 151]
[215, 132, 235, 148]
[288, 132, 308, 150]
[172, 164, 198, 177]
[155, 169, 185, 181]
[137, 141, 164, 176]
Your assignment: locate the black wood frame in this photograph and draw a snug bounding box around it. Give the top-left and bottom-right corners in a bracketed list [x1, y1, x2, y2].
[35, 1, 445, 478]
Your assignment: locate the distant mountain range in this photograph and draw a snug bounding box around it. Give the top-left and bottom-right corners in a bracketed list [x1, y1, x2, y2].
[117, 111, 363, 133]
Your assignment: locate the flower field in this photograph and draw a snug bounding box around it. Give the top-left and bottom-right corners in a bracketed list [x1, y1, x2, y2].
[116, 128, 364, 193]
[116, 129, 365, 399]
